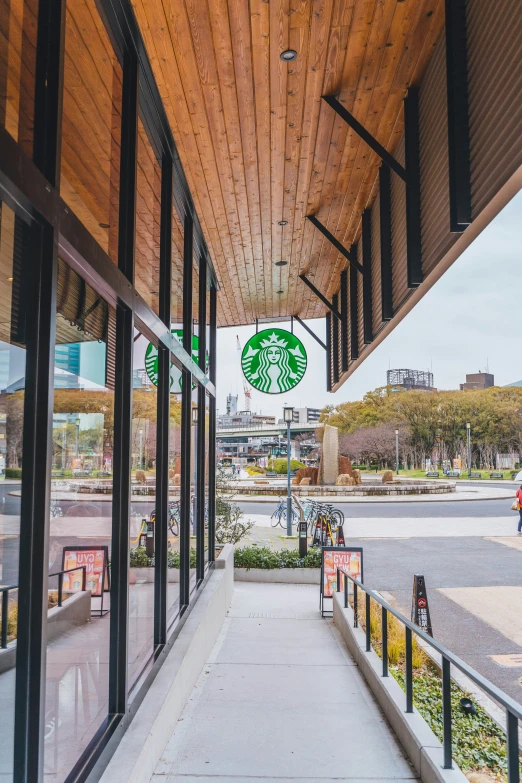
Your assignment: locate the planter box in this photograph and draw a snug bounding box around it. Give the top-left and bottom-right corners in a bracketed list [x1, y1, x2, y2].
[131, 567, 180, 583]
[0, 590, 91, 674]
[234, 567, 319, 584]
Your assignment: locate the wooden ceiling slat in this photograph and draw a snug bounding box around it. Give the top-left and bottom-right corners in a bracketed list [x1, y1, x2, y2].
[129, 0, 446, 325]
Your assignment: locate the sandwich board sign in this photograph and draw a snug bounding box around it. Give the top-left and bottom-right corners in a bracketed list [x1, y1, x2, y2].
[320, 546, 363, 616]
[411, 574, 433, 636]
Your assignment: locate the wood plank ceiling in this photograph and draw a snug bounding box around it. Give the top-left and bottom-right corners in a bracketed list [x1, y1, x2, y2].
[131, 0, 445, 327]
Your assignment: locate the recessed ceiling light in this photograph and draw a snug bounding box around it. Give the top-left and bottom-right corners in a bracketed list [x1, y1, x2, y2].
[99, 223, 110, 229]
[275, 261, 288, 266]
[280, 49, 297, 61]
[278, 220, 288, 226]
[276, 289, 284, 294]
[6, 277, 13, 282]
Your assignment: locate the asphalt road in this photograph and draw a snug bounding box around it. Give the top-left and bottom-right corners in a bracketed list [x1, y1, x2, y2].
[238, 498, 514, 517]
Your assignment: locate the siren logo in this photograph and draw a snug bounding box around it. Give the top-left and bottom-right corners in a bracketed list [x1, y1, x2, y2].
[241, 329, 307, 394]
[145, 330, 202, 392]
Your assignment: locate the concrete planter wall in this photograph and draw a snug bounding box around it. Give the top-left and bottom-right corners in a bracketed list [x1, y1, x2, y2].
[233, 481, 456, 497]
[234, 567, 319, 584]
[131, 568, 180, 583]
[0, 590, 91, 674]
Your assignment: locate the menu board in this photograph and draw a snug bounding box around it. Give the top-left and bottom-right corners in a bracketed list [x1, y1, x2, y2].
[62, 546, 110, 598]
[320, 546, 363, 616]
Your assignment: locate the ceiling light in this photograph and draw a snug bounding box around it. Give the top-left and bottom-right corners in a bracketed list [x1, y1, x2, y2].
[276, 289, 284, 295]
[6, 277, 13, 282]
[280, 49, 297, 61]
[278, 220, 288, 226]
[99, 223, 110, 229]
[275, 261, 288, 266]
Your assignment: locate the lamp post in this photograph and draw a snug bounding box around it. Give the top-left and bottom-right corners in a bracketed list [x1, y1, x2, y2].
[283, 405, 294, 536]
[395, 429, 399, 475]
[466, 422, 471, 477]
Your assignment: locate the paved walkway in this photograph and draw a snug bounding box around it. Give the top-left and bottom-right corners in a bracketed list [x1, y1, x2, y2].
[150, 582, 418, 783]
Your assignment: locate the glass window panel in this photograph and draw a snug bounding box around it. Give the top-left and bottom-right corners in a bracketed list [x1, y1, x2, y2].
[171, 205, 183, 328]
[205, 393, 210, 565]
[190, 386, 197, 586]
[0, 0, 38, 155]
[61, 0, 122, 262]
[128, 329, 157, 693]
[135, 117, 160, 315]
[167, 357, 182, 630]
[0, 202, 29, 780]
[45, 260, 115, 781]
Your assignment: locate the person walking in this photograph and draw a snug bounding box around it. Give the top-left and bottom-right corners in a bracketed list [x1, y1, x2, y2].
[516, 485, 522, 535]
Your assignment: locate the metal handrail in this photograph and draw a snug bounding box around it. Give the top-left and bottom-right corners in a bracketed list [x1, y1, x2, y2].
[1, 566, 87, 649]
[336, 567, 521, 780]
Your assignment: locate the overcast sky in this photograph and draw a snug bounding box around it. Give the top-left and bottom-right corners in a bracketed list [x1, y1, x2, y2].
[216, 190, 522, 418]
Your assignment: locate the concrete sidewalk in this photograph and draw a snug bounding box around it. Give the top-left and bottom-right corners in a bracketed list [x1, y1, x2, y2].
[150, 582, 418, 782]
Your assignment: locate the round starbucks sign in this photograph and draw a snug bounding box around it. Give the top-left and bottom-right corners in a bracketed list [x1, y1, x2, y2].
[241, 328, 307, 394]
[145, 330, 202, 392]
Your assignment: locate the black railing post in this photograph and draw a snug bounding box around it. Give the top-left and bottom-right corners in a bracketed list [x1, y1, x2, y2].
[354, 582, 358, 628]
[506, 711, 520, 783]
[442, 656, 453, 769]
[336, 569, 341, 592]
[58, 573, 63, 607]
[365, 593, 371, 651]
[382, 607, 388, 676]
[405, 627, 413, 713]
[1, 590, 8, 648]
[82, 566, 86, 592]
[344, 573, 348, 608]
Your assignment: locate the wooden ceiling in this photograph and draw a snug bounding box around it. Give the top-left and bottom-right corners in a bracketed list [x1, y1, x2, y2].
[132, 0, 445, 327]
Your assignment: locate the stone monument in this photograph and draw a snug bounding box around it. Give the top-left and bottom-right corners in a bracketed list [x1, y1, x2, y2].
[319, 424, 340, 485]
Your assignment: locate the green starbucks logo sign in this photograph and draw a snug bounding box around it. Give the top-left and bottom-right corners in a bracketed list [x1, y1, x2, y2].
[241, 329, 307, 394]
[145, 330, 202, 392]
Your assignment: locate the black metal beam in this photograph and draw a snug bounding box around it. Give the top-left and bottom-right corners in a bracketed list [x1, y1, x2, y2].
[362, 209, 373, 344]
[332, 293, 340, 384]
[207, 285, 217, 564]
[445, 0, 472, 232]
[196, 260, 207, 584]
[349, 254, 359, 360]
[306, 214, 364, 275]
[379, 165, 393, 321]
[33, 0, 66, 187]
[154, 152, 173, 648]
[325, 312, 332, 392]
[180, 214, 193, 610]
[404, 88, 423, 288]
[299, 274, 341, 320]
[323, 95, 407, 183]
[14, 221, 56, 783]
[293, 315, 327, 351]
[340, 270, 349, 373]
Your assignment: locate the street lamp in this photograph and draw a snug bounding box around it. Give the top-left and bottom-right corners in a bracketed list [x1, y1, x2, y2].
[283, 405, 294, 536]
[466, 422, 471, 478]
[395, 429, 399, 475]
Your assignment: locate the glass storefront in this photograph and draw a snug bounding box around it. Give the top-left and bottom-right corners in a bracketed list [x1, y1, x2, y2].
[0, 3, 217, 780]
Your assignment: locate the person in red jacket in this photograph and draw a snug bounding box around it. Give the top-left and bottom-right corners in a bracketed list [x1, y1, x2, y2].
[516, 485, 522, 535]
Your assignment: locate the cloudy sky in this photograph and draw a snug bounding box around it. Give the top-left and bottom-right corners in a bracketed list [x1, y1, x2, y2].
[216, 189, 522, 418]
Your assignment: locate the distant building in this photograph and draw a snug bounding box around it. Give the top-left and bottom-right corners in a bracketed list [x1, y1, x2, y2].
[226, 394, 238, 416]
[387, 369, 435, 392]
[460, 372, 494, 391]
[217, 410, 276, 428]
[292, 407, 321, 423]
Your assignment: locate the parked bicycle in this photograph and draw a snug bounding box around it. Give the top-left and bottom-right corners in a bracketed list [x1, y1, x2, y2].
[270, 497, 299, 528]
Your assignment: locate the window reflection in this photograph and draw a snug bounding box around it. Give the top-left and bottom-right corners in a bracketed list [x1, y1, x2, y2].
[168, 358, 182, 629]
[45, 260, 115, 781]
[135, 117, 161, 314]
[128, 330, 157, 692]
[0, 202, 29, 779]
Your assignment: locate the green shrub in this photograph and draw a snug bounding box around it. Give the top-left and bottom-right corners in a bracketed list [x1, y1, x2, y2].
[129, 547, 196, 569]
[234, 545, 322, 570]
[5, 468, 22, 479]
[267, 458, 306, 474]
